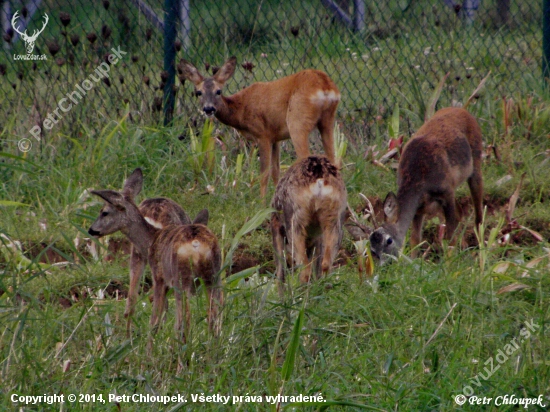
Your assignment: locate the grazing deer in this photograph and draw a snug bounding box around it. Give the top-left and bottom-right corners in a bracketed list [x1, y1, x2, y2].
[271, 156, 347, 291]
[369, 107, 484, 264]
[178, 57, 340, 198]
[98, 169, 192, 336]
[88, 170, 222, 343]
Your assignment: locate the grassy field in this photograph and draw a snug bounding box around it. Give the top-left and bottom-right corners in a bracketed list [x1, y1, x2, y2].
[1, 87, 550, 411]
[1, 1, 550, 411]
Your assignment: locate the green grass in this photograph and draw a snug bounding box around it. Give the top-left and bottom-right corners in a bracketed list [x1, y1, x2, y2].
[1, 90, 550, 411]
[1, 1, 549, 409]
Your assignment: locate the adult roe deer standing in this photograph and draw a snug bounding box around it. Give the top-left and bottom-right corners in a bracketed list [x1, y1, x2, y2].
[178, 57, 341, 198]
[96, 169, 192, 336]
[369, 107, 484, 264]
[88, 169, 222, 343]
[271, 156, 347, 292]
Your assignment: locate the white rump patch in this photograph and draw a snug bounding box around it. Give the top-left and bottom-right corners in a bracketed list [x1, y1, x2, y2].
[177, 241, 212, 262]
[310, 179, 334, 197]
[144, 217, 163, 229]
[310, 90, 341, 105]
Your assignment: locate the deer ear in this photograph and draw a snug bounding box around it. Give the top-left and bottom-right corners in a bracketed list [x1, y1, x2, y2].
[178, 59, 204, 85]
[178, 59, 204, 86]
[383, 192, 398, 223]
[214, 56, 236, 85]
[91, 190, 125, 208]
[192, 209, 209, 226]
[122, 168, 143, 199]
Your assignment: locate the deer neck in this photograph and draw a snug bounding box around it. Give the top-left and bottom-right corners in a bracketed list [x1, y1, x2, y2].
[121, 215, 159, 257]
[215, 95, 245, 131]
[394, 189, 423, 243]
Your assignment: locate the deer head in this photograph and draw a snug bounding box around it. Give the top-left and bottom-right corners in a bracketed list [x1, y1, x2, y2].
[178, 57, 237, 117]
[12, 11, 49, 54]
[88, 168, 144, 238]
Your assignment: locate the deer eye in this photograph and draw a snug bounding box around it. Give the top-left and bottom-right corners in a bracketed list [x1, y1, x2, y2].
[195, 90, 202, 97]
[101, 211, 109, 217]
[386, 238, 393, 245]
[216, 89, 221, 95]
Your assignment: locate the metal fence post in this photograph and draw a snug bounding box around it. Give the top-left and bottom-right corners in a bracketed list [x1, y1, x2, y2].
[163, 0, 180, 125]
[353, 0, 365, 32]
[180, 0, 190, 52]
[544, 0, 550, 89]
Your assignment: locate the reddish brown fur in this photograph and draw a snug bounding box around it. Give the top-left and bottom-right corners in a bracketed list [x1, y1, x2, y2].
[370, 107, 484, 263]
[179, 57, 340, 198]
[271, 156, 347, 292]
[139, 198, 190, 228]
[127, 197, 190, 335]
[148, 221, 222, 338]
[88, 169, 222, 347]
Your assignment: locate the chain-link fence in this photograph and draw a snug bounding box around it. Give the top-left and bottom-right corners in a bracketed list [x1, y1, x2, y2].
[0, 0, 543, 139]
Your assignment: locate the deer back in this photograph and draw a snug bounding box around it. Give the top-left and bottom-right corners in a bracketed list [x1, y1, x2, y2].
[151, 222, 221, 293]
[139, 198, 191, 229]
[272, 156, 347, 239]
[398, 107, 481, 196]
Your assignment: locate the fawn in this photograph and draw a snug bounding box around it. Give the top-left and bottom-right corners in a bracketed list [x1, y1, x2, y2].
[369, 107, 484, 264]
[178, 57, 340, 198]
[271, 156, 347, 291]
[101, 168, 192, 336]
[88, 169, 222, 342]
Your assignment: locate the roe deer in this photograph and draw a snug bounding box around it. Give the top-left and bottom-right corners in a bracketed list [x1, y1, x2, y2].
[106, 168, 191, 336]
[178, 57, 341, 198]
[88, 170, 222, 343]
[369, 107, 484, 264]
[271, 156, 347, 292]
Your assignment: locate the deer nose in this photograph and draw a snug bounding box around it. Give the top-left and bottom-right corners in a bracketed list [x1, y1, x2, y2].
[203, 106, 216, 116]
[88, 228, 101, 237]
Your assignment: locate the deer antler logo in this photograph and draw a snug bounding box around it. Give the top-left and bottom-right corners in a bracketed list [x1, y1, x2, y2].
[11, 11, 49, 55]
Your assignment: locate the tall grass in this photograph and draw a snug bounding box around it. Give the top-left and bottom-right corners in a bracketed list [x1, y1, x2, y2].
[1, 90, 549, 409]
[1, 1, 549, 407]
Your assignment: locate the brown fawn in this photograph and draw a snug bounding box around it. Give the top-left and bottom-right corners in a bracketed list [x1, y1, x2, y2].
[271, 156, 347, 291]
[178, 57, 341, 198]
[370, 107, 484, 264]
[105, 169, 192, 336]
[88, 169, 222, 342]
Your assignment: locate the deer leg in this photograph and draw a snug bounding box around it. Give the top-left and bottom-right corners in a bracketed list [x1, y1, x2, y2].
[289, 219, 311, 284]
[184, 290, 191, 343]
[207, 286, 223, 337]
[319, 218, 341, 278]
[125, 246, 145, 337]
[442, 192, 460, 244]
[258, 139, 273, 198]
[271, 142, 280, 187]
[147, 263, 165, 353]
[271, 213, 287, 295]
[410, 213, 425, 258]
[468, 171, 484, 227]
[287, 97, 316, 159]
[149, 262, 166, 335]
[310, 239, 322, 280]
[318, 105, 337, 164]
[174, 286, 183, 337]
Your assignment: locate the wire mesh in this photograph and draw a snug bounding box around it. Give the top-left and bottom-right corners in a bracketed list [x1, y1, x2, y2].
[0, 0, 542, 141]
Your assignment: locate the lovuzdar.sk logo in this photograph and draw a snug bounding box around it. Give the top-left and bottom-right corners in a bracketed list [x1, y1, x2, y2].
[11, 10, 48, 61]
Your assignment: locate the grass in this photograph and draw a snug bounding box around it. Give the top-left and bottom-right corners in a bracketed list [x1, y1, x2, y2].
[1, 89, 549, 410]
[1, 1, 549, 410]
